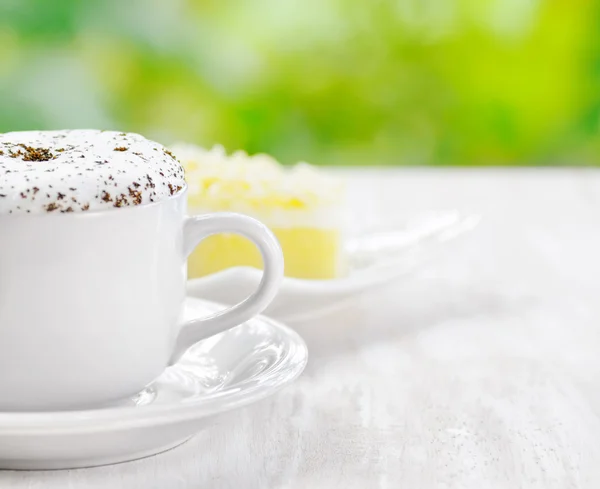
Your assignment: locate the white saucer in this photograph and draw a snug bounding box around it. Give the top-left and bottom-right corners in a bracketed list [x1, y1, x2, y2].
[188, 210, 480, 322]
[0, 298, 307, 470]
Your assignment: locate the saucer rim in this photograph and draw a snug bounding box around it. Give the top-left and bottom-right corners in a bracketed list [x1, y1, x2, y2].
[0, 298, 308, 435]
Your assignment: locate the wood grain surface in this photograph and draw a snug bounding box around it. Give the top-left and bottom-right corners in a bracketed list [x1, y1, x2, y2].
[3, 169, 600, 488]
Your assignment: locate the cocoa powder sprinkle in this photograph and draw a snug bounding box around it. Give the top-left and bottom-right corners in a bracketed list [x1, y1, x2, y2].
[0, 130, 185, 215]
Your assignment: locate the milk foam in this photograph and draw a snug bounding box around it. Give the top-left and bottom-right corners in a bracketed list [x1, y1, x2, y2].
[0, 130, 186, 214]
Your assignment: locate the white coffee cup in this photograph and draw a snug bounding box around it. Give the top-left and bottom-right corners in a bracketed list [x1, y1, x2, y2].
[0, 189, 283, 411]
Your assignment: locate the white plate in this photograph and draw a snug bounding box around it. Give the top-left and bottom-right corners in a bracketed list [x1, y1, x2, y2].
[187, 210, 480, 322]
[0, 298, 307, 470]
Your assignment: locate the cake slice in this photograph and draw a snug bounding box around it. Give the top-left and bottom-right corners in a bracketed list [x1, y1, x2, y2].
[171, 144, 345, 280]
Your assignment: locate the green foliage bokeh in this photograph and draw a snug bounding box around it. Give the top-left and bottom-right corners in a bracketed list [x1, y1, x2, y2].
[1, 0, 599, 166]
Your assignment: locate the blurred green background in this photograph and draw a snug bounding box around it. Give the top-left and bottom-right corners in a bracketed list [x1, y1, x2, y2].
[1, 0, 599, 166]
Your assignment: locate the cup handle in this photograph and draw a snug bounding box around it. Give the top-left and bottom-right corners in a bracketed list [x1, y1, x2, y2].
[170, 212, 284, 363]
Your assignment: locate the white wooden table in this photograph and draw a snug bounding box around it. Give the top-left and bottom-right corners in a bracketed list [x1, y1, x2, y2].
[3, 169, 600, 488]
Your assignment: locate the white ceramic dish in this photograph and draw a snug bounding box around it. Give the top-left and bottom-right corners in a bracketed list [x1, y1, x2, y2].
[188, 210, 480, 322]
[0, 297, 307, 470]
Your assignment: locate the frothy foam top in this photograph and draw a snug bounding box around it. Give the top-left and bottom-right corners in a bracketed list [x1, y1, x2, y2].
[0, 130, 186, 215]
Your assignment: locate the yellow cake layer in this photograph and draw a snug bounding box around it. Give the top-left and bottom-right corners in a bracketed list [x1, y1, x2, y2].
[188, 227, 342, 280]
[171, 143, 345, 280]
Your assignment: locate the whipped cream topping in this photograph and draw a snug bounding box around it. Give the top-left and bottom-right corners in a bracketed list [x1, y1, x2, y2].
[0, 130, 185, 215]
[170, 143, 343, 211]
[170, 143, 345, 228]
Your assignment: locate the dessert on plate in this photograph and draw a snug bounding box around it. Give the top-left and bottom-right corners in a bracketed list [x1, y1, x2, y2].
[170, 143, 345, 280]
